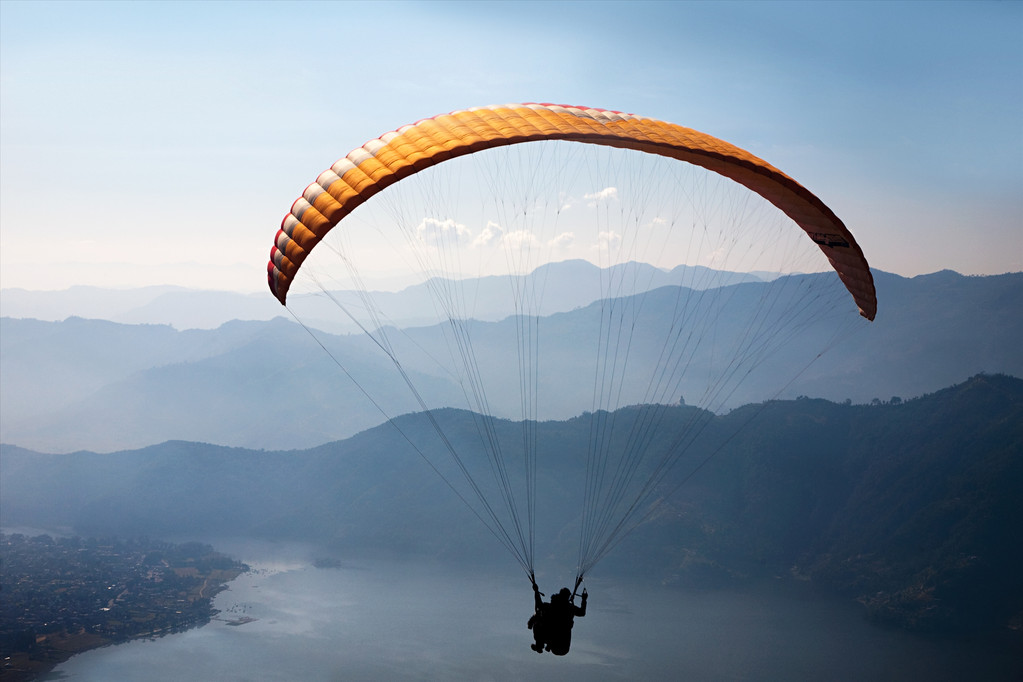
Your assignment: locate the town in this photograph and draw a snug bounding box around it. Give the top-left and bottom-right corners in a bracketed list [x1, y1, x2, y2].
[1, 533, 247, 681]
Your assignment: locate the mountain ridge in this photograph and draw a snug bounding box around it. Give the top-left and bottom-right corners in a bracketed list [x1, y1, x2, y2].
[3, 374, 1020, 634]
[3, 267, 1020, 453]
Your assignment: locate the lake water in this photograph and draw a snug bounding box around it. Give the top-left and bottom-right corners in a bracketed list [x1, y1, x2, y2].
[43, 541, 1020, 681]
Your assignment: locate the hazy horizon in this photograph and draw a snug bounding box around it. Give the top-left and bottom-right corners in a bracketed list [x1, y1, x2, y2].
[2, 3, 1020, 679]
[2, 2, 1020, 293]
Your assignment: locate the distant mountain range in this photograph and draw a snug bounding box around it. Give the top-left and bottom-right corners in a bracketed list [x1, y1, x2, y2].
[4, 374, 1021, 634]
[0, 260, 767, 333]
[2, 264, 1020, 453]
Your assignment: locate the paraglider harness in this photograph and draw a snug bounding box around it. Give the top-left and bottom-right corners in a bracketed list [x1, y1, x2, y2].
[529, 572, 585, 606]
[532, 572, 585, 598]
[528, 573, 587, 655]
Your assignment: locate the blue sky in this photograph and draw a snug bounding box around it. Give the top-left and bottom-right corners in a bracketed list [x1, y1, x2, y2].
[1, 0, 1020, 292]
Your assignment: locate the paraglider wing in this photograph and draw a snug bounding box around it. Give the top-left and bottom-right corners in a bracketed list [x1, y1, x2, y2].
[267, 103, 876, 320]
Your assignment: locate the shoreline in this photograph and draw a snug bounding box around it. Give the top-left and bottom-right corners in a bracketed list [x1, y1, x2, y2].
[2, 579, 242, 682]
[1, 534, 246, 682]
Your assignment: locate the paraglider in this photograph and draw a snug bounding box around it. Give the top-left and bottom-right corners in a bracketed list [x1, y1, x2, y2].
[266, 103, 875, 653]
[268, 104, 874, 320]
[528, 576, 587, 655]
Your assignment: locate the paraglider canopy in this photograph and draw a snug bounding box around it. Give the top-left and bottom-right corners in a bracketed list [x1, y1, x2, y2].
[268, 103, 875, 320]
[266, 102, 876, 589]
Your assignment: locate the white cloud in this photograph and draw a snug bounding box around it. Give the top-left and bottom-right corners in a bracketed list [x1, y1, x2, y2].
[548, 232, 575, 249]
[595, 230, 622, 253]
[471, 220, 502, 248]
[501, 229, 540, 249]
[415, 217, 471, 245]
[584, 186, 619, 205]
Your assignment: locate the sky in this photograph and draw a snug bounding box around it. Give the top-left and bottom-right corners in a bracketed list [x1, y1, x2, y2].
[1, 0, 1020, 293]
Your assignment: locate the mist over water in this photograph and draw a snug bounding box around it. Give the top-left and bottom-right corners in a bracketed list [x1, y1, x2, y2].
[44, 542, 1019, 681]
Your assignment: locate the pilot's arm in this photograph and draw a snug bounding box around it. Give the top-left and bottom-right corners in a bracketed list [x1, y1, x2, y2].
[574, 589, 587, 617]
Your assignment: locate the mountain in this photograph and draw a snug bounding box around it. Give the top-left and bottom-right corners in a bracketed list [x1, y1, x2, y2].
[625, 374, 1023, 633]
[2, 267, 1021, 453]
[0, 286, 278, 331]
[0, 260, 764, 333]
[3, 374, 1021, 634]
[0, 317, 460, 453]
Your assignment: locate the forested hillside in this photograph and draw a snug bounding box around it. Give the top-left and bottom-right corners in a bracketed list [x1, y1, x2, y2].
[3, 374, 1020, 634]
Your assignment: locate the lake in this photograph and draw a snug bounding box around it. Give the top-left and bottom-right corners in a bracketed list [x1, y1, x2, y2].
[43, 541, 1020, 681]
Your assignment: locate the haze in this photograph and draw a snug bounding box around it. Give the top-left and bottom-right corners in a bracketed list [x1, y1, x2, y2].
[2, 3, 1021, 680]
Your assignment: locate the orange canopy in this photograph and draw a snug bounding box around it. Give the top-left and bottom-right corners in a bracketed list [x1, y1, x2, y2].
[268, 103, 875, 320]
